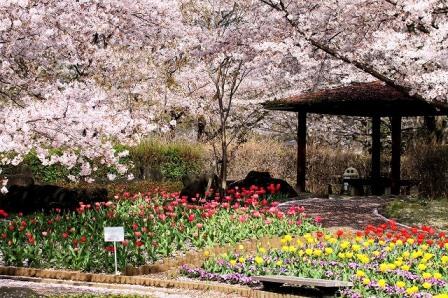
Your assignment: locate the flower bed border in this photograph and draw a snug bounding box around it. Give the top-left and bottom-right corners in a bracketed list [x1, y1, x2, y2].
[0, 266, 306, 298]
[124, 228, 357, 276]
[125, 236, 288, 276]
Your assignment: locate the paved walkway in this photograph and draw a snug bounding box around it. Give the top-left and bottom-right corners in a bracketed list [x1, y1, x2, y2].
[0, 276, 244, 298]
[280, 196, 393, 230]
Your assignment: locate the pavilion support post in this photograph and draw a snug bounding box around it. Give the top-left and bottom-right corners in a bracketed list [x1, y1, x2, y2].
[297, 111, 307, 193]
[371, 116, 382, 195]
[391, 116, 402, 195]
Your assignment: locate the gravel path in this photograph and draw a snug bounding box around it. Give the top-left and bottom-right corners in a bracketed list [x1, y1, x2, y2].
[0, 276, 245, 298]
[280, 196, 393, 230]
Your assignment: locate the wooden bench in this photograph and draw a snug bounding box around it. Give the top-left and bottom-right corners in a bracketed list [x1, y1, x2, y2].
[252, 275, 353, 297]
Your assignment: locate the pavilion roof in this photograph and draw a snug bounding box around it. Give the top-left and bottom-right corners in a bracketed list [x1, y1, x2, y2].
[263, 81, 448, 116]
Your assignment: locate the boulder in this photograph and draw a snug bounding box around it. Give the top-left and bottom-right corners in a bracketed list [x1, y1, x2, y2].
[180, 173, 220, 201]
[2, 174, 35, 187]
[229, 171, 298, 198]
[0, 184, 108, 214]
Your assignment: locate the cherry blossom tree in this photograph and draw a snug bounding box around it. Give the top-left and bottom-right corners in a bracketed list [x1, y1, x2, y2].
[260, 0, 448, 103]
[0, 0, 186, 181]
[1, 0, 446, 183]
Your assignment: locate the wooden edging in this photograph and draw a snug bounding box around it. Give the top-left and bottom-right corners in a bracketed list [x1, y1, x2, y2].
[0, 266, 306, 298]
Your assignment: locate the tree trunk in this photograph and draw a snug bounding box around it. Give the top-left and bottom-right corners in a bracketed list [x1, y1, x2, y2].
[220, 126, 228, 197]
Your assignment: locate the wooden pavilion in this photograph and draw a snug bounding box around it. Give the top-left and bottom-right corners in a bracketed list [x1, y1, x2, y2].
[262, 81, 448, 195]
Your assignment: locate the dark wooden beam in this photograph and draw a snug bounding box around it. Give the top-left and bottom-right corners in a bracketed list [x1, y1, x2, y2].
[297, 112, 307, 193]
[391, 116, 402, 195]
[371, 116, 382, 195]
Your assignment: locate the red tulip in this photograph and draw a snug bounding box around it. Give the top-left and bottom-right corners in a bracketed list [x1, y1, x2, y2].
[336, 229, 344, 238]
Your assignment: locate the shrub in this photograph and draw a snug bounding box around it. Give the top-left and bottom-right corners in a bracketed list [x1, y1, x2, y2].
[228, 137, 381, 195]
[129, 138, 205, 181]
[402, 144, 448, 198]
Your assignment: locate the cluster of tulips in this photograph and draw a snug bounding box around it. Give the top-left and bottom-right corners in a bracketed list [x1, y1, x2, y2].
[183, 220, 448, 297]
[0, 185, 316, 273]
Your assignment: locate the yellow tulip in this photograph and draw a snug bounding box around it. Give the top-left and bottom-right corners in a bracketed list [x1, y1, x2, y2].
[434, 272, 442, 279]
[362, 278, 370, 285]
[379, 263, 388, 272]
[377, 279, 387, 288]
[284, 234, 293, 242]
[422, 272, 432, 279]
[356, 270, 365, 277]
[442, 255, 448, 264]
[401, 264, 410, 271]
[418, 263, 427, 271]
[340, 241, 350, 249]
[352, 244, 361, 252]
[406, 286, 419, 295]
[313, 249, 322, 257]
[325, 247, 334, 255]
[239, 257, 246, 263]
[255, 256, 264, 265]
[396, 281, 405, 288]
[230, 259, 237, 266]
[422, 282, 432, 289]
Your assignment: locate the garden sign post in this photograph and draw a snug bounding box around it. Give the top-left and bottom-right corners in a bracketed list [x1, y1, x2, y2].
[104, 227, 124, 275]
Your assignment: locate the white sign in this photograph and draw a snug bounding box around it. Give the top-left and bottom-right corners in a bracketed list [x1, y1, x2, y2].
[104, 227, 124, 242]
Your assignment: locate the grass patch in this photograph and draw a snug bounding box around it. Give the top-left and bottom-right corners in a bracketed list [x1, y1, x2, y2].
[384, 197, 448, 230]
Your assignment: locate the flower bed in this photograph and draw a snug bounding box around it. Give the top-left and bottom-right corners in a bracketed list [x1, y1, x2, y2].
[0, 186, 316, 273]
[181, 221, 448, 297]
